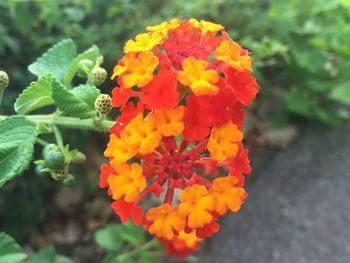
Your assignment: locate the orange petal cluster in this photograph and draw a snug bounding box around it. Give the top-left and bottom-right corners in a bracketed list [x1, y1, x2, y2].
[100, 18, 260, 257]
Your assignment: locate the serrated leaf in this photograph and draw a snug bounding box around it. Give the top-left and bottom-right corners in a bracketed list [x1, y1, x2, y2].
[14, 75, 55, 114]
[0, 117, 37, 186]
[95, 224, 123, 253]
[28, 39, 77, 81]
[329, 81, 350, 105]
[0, 233, 27, 263]
[52, 80, 100, 119]
[63, 45, 100, 86]
[28, 246, 73, 263]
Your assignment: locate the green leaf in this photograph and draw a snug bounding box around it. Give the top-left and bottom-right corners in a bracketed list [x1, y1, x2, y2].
[283, 89, 316, 117]
[28, 39, 77, 81]
[14, 75, 55, 114]
[0, 233, 27, 263]
[140, 252, 160, 263]
[52, 80, 100, 119]
[120, 220, 145, 246]
[28, 246, 73, 263]
[102, 254, 133, 263]
[329, 81, 350, 105]
[63, 45, 100, 86]
[0, 117, 37, 187]
[95, 223, 123, 253]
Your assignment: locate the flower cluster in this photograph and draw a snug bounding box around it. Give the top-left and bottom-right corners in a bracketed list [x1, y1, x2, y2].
[100, 18, 259, 257]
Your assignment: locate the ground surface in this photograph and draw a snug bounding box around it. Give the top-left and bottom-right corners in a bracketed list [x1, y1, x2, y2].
[197, 123, 350, 263]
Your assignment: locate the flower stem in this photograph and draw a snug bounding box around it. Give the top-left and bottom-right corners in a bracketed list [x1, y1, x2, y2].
[0, 114, 114, 132]
[115, 239, 159, 261]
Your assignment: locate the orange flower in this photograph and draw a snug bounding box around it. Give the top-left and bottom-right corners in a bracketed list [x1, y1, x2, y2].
[146, 204, 186, 240]
[147, 18, 179, 36]
[112, 52, 158, 88]
[153, 106, 185, 137]
[207, 121, 243, 161]
[107, 162, 146, 202]
[178, 184, 214, 228]
[121, 113, 162, 155]
[124, 32, 163, 53]
[104, 134, 137, 165]
[215, 40, 252, 72]
[178, 57, 219, 96]
[209, 176, 247, 215]
[189, 18, 224, 34]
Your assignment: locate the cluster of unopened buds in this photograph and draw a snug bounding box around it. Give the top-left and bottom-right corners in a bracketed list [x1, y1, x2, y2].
[100, 18, 259, 257]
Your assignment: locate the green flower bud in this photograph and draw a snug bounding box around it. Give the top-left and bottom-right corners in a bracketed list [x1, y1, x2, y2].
[63, 174, 75, 185]
[44, 148, 65, 170]
[42, 144, 59, 158]
[51, 166, 69, 181]
[71, 151, 86, 164]
[95, 94, 112, 115]
[0, 71, 9, 89]
[88, 67, 107, 86]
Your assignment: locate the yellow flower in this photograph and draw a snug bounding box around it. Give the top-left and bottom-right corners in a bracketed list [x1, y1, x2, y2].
[189, 18, 224, 34]
[178, 57, 219, 96]
[178, 184, 214, 228]
[121, 113, 162, 155]
[107, 162, 146, 202]
[147, 18, 179, 36]
[104, 134, 137, 165]
[146, 204, 186, 240]
[153, 106, 185, 137]
[207, 121, 243, 161]
[209, 176, 246, 215]
[215, 40, 252, 72]
[124, 32, 163, 53]
[112, 52, 159, 88]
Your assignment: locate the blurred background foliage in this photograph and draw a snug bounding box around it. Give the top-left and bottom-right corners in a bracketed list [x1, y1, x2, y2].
[1, 0, 349, 124]
[0, 0, 350, 260]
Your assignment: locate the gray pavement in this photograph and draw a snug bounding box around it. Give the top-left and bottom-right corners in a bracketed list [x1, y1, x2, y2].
[199, 123, 350, 263]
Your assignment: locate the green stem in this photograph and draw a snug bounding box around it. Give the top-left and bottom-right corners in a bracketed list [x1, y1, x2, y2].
[116, 239, 159, 260]
[0, 89, 4, 111]
[53, 125, 64, 149]
[36, 138, 50, 146]
[0, 114, 114, 132]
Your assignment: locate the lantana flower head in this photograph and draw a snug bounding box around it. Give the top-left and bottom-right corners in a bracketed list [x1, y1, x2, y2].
[101, 18, 259, 257]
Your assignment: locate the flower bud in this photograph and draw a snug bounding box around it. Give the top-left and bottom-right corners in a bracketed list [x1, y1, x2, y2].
[71, 151, 86, 164]
[0, 71, 9, 89]
[88, 67, 107, 86]
[51, 165, 69, 181]
[95, 94, 112, 115]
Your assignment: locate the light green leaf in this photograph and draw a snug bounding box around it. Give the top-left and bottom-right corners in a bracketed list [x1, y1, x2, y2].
[140, 252, 160, 263]
[0, 117, 37, 187]
[120, 220, 145, 246]
[329, 81, 350, 105]
[101, 254, 133, 263]
[0, 233, 27, 263]
[52, 80, 100, 119]
[28, 39, 77, 81]
[63, 45, 100, 86]
[95, 223, 123, 253]
[28, 246, 74, 263]
[14, 75, 55, 114]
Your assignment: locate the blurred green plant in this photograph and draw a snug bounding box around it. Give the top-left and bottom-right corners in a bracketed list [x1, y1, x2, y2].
[1, 0, 349, 124]
[0, 232, 73, 263]
[94, 221, 162, 263]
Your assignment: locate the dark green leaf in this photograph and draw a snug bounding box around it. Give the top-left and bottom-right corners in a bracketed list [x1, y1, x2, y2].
[28, 39, 77, 81]
[14, 75, 55, 114]
[0, 117, 37, 187]
[28, 246, 74, 263]
[0, 233, 27, 263]
[52, 80, 100, 119]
